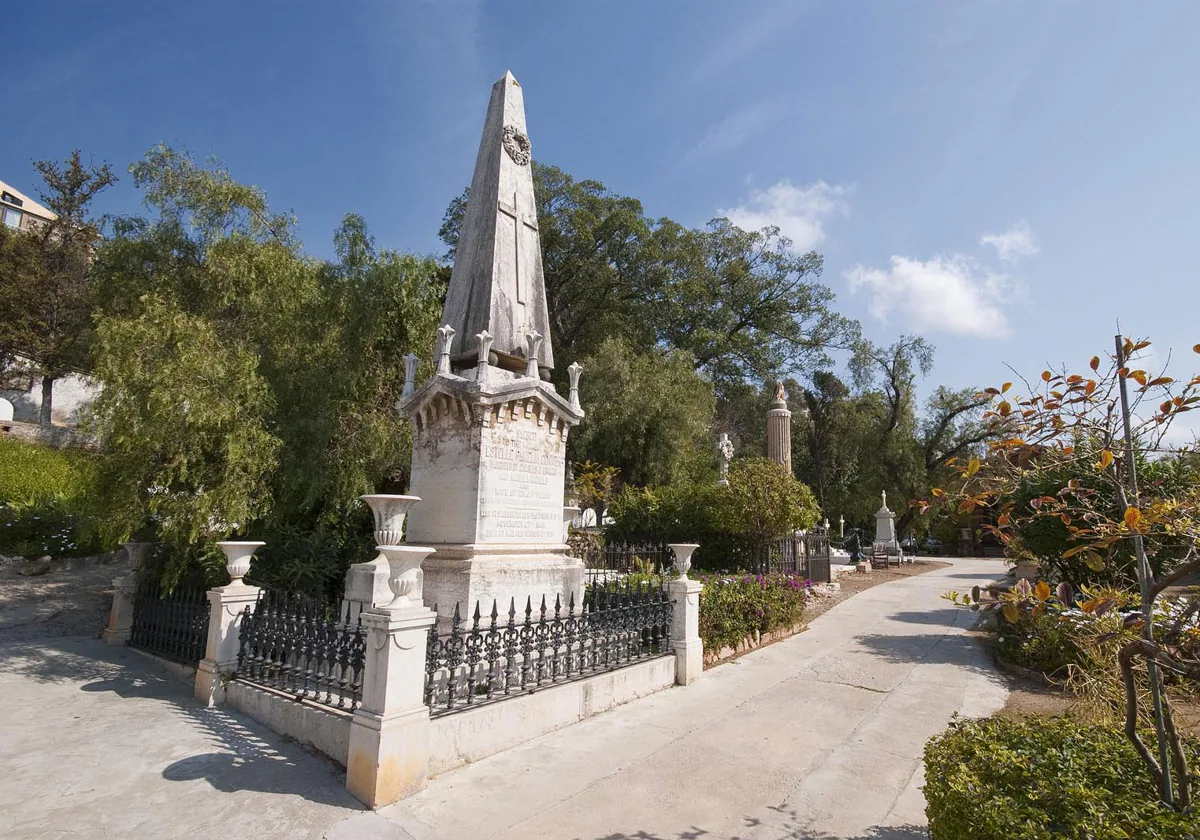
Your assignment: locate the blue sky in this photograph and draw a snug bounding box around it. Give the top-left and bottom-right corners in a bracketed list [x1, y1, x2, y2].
[5, 1, 1199, 426]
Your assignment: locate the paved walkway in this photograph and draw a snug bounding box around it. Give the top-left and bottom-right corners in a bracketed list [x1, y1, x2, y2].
[383, 557, 1008, 840]
[0, 557, 1006, 840]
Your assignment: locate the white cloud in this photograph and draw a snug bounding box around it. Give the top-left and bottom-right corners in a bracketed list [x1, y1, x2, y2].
[845, 254, 1018, 337]
[981, 221, 1039, 263]
[718, 180, 849, 251]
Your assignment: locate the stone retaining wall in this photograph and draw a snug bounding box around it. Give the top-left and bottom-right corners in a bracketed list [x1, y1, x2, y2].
[222, 653, 677, 776]
[428, 654, 676, 775]
[704, 621, 807, 667]
[225, 681, 353, 766]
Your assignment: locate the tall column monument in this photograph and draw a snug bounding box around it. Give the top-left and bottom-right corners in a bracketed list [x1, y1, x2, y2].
[398, 71, 585, 615]
[766, 381, 792, 474]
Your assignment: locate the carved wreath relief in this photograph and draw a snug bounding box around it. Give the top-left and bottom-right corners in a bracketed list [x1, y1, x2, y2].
[502, 125, 532, 166]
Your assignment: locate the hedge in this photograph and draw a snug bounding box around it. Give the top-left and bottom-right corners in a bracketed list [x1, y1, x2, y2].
[0, 436, 102, 557]
[0, 436, 96, 506]
[924, 715, 1200, 839]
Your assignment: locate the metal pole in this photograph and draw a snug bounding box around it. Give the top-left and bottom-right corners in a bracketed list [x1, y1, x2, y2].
[1115, 333, 1173, 804]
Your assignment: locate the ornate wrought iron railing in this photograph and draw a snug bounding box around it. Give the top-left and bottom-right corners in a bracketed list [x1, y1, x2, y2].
[578, 542, 671, 585]
[234, 589, 366, 713]
[129, 581, 210, 664]
[424, 580, 673, 718]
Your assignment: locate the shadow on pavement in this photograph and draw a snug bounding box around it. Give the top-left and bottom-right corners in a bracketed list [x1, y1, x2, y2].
[3, 635, 360, 811]
[884, 608, 963, 627]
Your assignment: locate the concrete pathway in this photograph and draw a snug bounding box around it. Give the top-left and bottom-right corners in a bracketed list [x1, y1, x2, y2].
[0, 557, 1005, 840]
[382, 556, 1008, 840]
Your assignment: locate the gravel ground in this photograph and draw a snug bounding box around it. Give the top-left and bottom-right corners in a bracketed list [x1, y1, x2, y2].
[0, 555, 124, 642]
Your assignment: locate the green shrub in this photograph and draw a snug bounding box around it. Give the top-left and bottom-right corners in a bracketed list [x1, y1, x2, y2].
[0, 438, 103, 558]
[696, 572, 809, 652]
[997, 610, 1084, 676]
[0, 437, 97, 506]
[924, 715, 1200, 840]
[607, 458, 821, 571]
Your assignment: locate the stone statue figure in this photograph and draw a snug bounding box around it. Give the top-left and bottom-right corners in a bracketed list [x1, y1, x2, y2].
[716, 433, 734, 486]
[846, 529, 863, 563]
[775, 380, 787, 402]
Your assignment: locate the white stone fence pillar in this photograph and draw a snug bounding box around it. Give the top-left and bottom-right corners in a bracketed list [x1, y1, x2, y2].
[346, 544, 438, 808]
[666, 543, 703, 685]
[194, 541, 265, 707]
[102, 540, 154, 646]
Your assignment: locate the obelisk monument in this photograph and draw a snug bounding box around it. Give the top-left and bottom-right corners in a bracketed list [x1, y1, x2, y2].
[399, 71, 584, 616]
[441, 71, 554, 377]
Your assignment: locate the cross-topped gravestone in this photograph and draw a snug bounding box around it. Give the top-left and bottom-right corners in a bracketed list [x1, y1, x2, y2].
[441, 71, 554, 376]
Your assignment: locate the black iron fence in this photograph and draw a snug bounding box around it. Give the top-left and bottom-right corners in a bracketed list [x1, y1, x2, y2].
[234, 589, 366, 713]
[424, 580, 673, 718]
[129, 581, 210, 664]
[758, 528, 832, 583]
[578, 542, 671, 585]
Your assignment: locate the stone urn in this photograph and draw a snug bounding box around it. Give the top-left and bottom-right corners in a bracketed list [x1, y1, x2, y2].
[360, 494, 421, 547]
[121, 540, 155, 573]
[562, 505, 581, 543]
[668, 543, 700, 580]
[215, 541, 265, 585]
[378, 545, 435, 609]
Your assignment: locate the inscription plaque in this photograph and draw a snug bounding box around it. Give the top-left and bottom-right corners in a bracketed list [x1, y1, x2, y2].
[477, 422, 564, 543]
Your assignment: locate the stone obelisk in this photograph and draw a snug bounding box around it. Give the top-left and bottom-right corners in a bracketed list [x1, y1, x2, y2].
[441, 71, 554, 377]
[766, 381, 792, 475]
[399, 71, 584, 617]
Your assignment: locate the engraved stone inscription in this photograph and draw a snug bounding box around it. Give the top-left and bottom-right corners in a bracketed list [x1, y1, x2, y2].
[478, 421, 563, 543]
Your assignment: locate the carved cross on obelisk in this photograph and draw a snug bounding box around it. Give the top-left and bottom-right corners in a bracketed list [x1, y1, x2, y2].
[496, 190, 538, 305]
[438, 70, 555, 375]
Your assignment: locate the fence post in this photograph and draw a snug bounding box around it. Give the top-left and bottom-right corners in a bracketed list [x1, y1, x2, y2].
[666, 543, 703, 685]
[101, 541, 153, 646]
[194, 541, 264, 708]
[345, 544, 437, 808]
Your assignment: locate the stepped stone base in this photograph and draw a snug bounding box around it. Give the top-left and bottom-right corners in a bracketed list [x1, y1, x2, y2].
[422, 544, 584, 618]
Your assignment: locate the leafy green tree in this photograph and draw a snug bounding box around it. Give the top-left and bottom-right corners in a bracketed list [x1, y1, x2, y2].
[571, 336, 715, 488]
[439, 163, 857, 391]
[849, 336, 992, 535]
[0, 151, 116, 423]
[715, 457, 820, 556]
[88, 147, 442, 589]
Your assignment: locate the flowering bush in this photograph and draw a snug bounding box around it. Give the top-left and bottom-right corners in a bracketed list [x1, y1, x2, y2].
[696, 572, 810, 652]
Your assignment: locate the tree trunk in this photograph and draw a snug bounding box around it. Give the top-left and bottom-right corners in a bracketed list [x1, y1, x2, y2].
[39, 375, 54, 425]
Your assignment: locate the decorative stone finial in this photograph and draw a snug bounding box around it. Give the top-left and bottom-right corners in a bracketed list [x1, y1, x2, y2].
[475, 331, 494, 366]
[881, 490, 887, 508]
[668, 543, 700, 580]
[524, 331, 543, 378]
[216, 541, 265, 586]
[568, 361, 583, 409]
[436, 325, 456, 375]
[377, 545, 435, 609]
[401, 352, 419, 399]
[717, 433, 734, 486]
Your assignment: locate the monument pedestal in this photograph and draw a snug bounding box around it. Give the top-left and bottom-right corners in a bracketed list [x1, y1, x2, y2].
[422, 543, 583, 616]
[402, 364, 584, 620]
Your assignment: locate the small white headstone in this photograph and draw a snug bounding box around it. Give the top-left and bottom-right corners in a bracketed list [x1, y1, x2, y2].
[0, 397, 13, 422]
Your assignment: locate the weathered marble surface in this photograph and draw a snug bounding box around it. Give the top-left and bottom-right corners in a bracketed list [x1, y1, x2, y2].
[441, 71, 554, 374]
